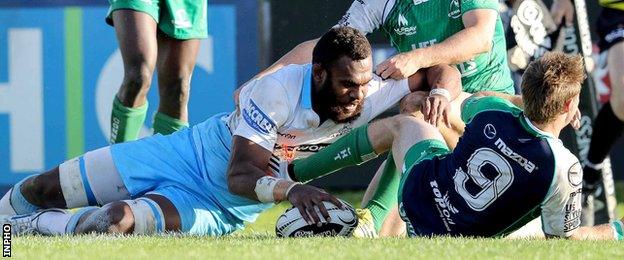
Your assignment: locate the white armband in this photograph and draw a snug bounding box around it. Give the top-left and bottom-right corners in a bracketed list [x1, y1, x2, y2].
[255, 176, 300, 203]
[429, 88, 451, 101]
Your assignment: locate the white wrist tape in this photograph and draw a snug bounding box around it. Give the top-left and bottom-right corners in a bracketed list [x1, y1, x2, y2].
[429, 88, 451, 101]
[255, 176, 300, 203]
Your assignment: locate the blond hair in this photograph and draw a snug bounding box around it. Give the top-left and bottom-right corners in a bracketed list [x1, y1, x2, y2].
[521, 52, 585, 123]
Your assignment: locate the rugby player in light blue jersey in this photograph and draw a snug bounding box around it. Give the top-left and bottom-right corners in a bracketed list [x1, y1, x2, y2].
[0, 27, 462, 236]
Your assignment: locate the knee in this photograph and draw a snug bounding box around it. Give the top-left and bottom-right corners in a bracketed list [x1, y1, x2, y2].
[118, 65, 154, 103]
[22, 171, 64, 208]
[159, 74, 192, 102]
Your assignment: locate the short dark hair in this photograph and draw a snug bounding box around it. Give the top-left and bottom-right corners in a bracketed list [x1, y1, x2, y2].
[312, 27, 371, 68]
[521, 52, 585, 123]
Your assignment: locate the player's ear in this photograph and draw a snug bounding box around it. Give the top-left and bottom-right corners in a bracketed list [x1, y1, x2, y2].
[563, 98, 573, 113]
[312, 63, 327, 86]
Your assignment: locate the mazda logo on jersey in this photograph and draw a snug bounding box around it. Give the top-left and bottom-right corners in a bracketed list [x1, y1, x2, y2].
[243, 99, 276, 135]
[483, 124, 497, 139]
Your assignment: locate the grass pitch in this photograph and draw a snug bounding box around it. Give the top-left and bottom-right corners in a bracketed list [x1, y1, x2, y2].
[12, 187, 624, 259]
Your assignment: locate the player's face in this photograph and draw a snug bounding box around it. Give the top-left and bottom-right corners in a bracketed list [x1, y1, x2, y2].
[318, 56, 373, 123]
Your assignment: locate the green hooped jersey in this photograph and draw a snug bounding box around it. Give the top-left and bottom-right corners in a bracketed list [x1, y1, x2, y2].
[337, 0, 515, 94]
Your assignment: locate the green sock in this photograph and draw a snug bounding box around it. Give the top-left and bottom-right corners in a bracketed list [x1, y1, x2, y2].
[365, 152, 400, 232]
[292, 124, 378, 182]
[110, 97, 148, 144]
[153, 112, 189, 135]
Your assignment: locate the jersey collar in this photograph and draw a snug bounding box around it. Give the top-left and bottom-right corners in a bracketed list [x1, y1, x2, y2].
[301, 64, 313, 109]
[522, 115, 555, 138]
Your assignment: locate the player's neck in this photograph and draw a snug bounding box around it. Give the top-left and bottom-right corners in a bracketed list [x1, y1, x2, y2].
[530, 117, 566, 138]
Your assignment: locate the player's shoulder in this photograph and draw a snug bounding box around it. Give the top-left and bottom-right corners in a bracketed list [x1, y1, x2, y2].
[544, 138, 582, 185]
[249, 64, 311, 98]
[461, 96, 522, 123]
[266, 64, 310, 86]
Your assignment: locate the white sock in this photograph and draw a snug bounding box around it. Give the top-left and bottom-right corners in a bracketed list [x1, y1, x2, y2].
[0, 189, 17, 215]
[35, 210, 73, 235]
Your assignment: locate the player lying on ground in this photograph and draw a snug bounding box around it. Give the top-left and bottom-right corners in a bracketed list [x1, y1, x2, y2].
[287, 52, 624, 239]
[0, 27, 461, 236]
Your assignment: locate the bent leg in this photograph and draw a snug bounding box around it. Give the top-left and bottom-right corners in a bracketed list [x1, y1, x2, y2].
[153, 34, 200, 135]
[110, 10, 158, 143]
[357, 115, 445, 236]
[0, 147, 131, 215]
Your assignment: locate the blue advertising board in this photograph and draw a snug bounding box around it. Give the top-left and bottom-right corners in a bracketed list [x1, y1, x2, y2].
[0, 1, 257, 186]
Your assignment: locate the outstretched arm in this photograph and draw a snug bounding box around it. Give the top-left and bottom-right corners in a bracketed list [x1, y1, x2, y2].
[567, 222, 624, 240]
[376, 9, 498, 79]
[256, 39, 319, 81]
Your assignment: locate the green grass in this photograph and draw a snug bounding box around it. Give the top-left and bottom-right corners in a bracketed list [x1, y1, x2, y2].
[11, 185, 624, 259]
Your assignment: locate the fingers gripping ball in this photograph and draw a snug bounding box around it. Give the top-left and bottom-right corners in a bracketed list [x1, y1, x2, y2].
[275, 200, 358, 237]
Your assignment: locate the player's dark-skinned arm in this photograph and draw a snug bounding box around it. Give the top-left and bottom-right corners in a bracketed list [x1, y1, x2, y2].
[227, 136, 342, 225]
[376, 9, 498, 79]
[400, 64, 462, 127]
[233, 39, 319, 102]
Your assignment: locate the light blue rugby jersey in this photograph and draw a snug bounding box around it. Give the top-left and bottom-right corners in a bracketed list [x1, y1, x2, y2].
[192, 64, 410, 223]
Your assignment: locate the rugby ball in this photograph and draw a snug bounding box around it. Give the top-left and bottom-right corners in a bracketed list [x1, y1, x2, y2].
[275, 200, 358, 237]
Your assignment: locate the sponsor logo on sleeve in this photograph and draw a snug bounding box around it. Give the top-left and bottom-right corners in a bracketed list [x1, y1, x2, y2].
[567, 162, 582, 187]
[563, 188, 582, 232]
[243, 100, 277, 135]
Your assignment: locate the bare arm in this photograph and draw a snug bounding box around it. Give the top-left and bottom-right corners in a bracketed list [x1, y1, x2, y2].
[227, 136, 342, 224]
[417, 9, 497, 67]
[400, 65, 463, 127]
[233, 39, 319, 103]
[567, 223, 622, 240]
[377, 9, 498, 79]
[425, 64, 462, 101]
[255, 39, 319, 80]
[226, 136, 274, 200]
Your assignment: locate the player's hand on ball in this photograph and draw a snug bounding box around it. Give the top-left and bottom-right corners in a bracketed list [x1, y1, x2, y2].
[287, 184, 344, 225]
[422, 94, 451, 128]
[376, 52, 421, 80]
